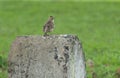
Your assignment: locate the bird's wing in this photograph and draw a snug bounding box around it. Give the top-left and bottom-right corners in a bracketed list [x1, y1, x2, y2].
[43, 20, 54, 32]
[43, 24, 47, 32]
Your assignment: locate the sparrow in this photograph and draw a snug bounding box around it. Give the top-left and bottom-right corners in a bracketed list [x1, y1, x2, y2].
[43, 16, 54, 36]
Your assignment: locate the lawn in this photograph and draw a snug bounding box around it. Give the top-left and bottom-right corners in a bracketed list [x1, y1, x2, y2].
[0, 1, 120, 78]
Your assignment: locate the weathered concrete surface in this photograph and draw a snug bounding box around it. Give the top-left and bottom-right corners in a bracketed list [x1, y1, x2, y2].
[8, 35, 86, 78]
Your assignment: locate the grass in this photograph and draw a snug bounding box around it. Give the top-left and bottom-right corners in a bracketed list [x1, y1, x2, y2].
[0, 1, 120, 78]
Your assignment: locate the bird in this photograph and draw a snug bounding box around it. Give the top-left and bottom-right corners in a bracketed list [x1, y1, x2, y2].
[43, 16, 54, 36]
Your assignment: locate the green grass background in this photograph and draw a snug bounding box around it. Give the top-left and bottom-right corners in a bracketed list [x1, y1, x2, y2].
[0, 1, 120, 78]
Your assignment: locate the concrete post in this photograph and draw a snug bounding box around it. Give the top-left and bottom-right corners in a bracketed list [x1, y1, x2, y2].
[8, 35, 86, 78]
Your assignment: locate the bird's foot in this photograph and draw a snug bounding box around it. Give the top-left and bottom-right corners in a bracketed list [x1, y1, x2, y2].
[44, 33, 49, 36]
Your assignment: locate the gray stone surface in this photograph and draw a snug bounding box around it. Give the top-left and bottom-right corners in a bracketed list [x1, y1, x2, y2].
[8, 35, 86, 78]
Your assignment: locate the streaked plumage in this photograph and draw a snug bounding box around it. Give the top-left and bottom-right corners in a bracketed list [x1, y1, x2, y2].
[43, 16, 54, 36]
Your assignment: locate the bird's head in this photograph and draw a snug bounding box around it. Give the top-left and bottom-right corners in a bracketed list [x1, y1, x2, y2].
[49, 16, 54, 20]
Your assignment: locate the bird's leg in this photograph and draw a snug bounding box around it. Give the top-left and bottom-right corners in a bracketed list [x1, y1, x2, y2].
[49, 31, 53, 35]
[44, 32, 49, 36]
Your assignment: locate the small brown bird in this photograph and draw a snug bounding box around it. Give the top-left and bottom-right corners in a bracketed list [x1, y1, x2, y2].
[43, 16, 54, 36]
